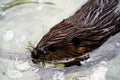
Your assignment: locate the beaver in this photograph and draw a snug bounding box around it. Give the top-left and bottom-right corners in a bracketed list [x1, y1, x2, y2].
[31, 0, 120, 67]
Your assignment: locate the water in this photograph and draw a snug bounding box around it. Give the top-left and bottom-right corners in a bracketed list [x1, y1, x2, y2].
[0, 0, 120, 80]
[0, 0, 88, 80]
[0, 9, 6, 20]
[0, 0, 88, 54]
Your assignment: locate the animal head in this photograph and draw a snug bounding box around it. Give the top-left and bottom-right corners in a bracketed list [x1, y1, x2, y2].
[31, 20, 89, 64]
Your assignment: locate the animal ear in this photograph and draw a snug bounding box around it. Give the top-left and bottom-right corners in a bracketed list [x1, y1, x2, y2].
[71, 37, 81, 48]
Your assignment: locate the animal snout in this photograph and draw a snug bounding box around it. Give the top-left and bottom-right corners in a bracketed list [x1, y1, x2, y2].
[31, 49, 40, 59]
[31, 48, 46, 59]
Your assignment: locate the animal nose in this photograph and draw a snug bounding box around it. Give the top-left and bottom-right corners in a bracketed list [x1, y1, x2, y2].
[31, 48, 46, 58]
[31, 50, 40, 59]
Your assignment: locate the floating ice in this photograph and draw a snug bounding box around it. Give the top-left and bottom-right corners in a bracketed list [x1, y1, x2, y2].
[15, 61, 31, 71]
[3, 30, 14, 41]
[6, 69, 23, 79]
[14, 58, 31, 71]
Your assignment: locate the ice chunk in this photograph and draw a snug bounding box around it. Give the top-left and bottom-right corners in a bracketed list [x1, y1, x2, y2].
[6, 69, 23, 79]
[15, 61, 31, 71]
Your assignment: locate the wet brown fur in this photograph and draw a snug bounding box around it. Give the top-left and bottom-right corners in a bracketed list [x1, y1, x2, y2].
[31, 0, 120, 64]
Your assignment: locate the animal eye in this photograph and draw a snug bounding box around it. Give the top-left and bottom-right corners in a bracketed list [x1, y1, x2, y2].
[71, 37, 81, 47]
[47, 45, 57, 52]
